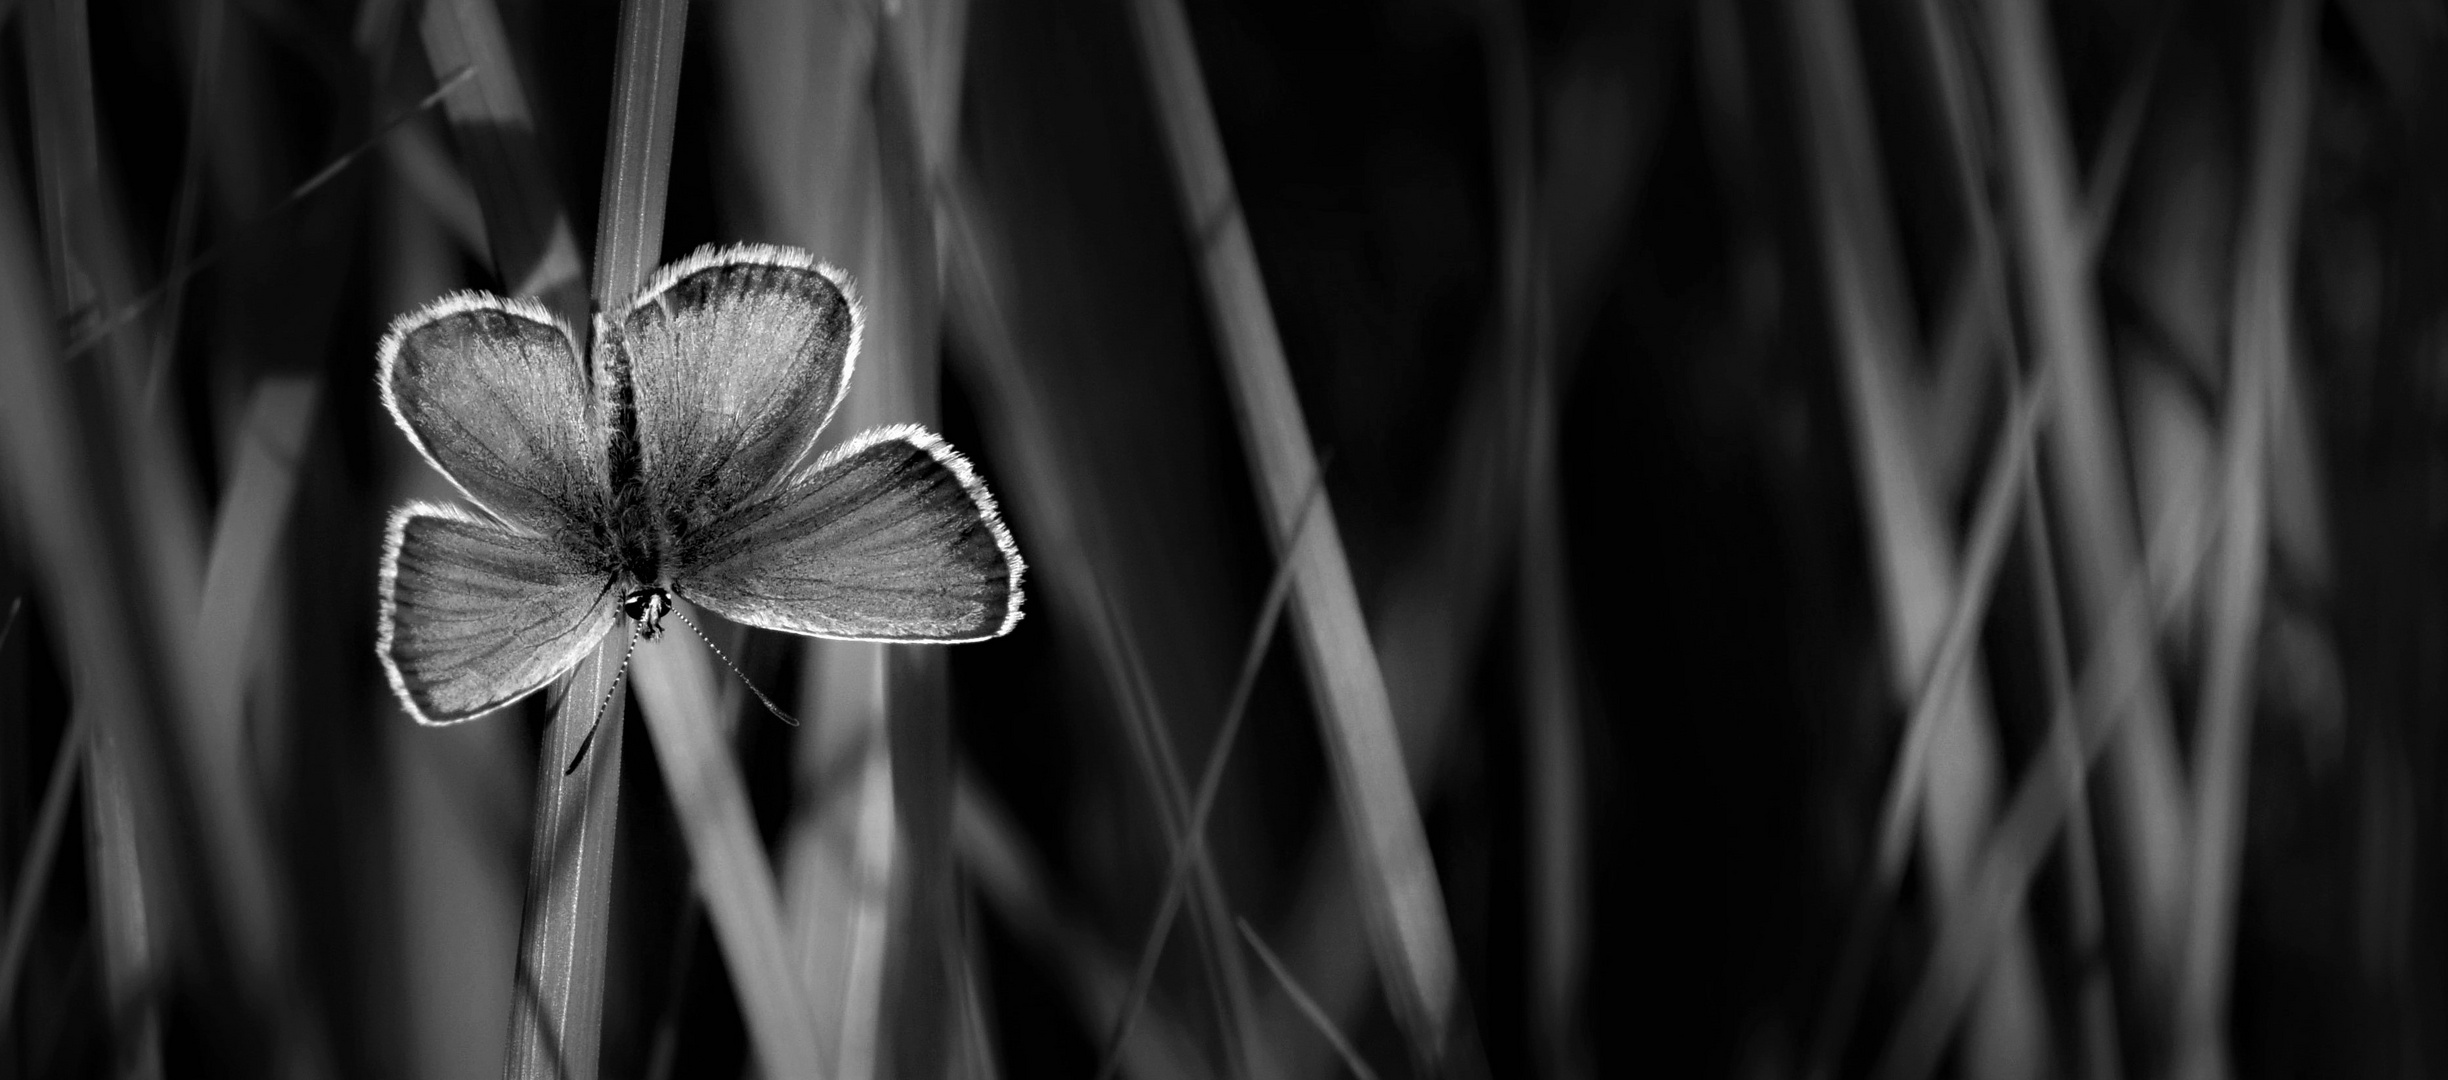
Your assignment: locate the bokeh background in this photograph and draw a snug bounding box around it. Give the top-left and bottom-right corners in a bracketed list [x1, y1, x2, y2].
[0, 0, 2444, 1077]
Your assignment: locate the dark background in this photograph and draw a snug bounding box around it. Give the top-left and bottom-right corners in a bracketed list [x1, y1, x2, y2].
[0, 0, 2444, 1077]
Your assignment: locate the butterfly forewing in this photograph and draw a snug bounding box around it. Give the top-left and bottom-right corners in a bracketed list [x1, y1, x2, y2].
[380, 294, 608, 533]
[604, 244, 858, 550]
[679, 425, 1024, 642]
[380, 504, 620, 724]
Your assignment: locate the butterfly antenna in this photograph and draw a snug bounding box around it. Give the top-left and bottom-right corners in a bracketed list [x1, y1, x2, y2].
[563, 624, 641, 776]
[673, 611, 800, 727]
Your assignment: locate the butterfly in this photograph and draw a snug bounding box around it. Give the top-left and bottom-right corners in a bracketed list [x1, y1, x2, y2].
[376, 243, 1024, 726]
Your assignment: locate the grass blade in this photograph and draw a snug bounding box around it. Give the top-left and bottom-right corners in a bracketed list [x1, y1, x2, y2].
[1235, 918, 1382, 1080]
[195, 376, 322, 754]
[0, 89, 223, 1078]
[593, 4, 829, 1075]
[503, 635, 629, 1080]
[953, 776, 1219, 1080]
[13, 2, 317, 1070]
[1481, 4, 1593, 1075]
[630, 609, 827, 1078]
[418, 1, 624, 1075]
[61, 67, 477, 364]
[1978, 0, 2195, 984]
[1249, 22, 1672, 1070]
[590, 0, 689, 303]
[2175, 4, 2313, 1076]
[1123, 0, 1468, 1065]
[0, 707, 84, 1034]
[940, 163, 1274, 1080]
[1867, 479, 2229, 1080]
[1083, 579, 1264, 1080]
[712, 3, 888, 1072]
[1780, 1, 2056, 1077]
[1093, 470, 1331, 1080]
[419, 0, 587, 320]
[867, 19, 970, 1077]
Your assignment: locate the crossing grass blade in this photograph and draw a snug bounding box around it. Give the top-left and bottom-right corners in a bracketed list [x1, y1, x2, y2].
[595, 3, 834, 1076]
[419, 0, 586, 322]
[1867, 482, 2229, 1080]
[0, 707, 84, 1035]
[1123, 0, 1468, 1067]
[630, 608, 827, 1078]
[1235, 918, 1382, 1080]
[712, 2, 887, 1072]
[1977, 0, 2196, 985]
[952, 776, 1220, 1080]
[1781, 0, 2060, 1076]
[0, 76, 225, 1076]
[1250, 20, 1671, 1071]
[11, 1, 338, 1071]
[2175, 3, 2313, 1075]
[1092, 468, 1331, 1080]
[1082, 576, 1264, 1080]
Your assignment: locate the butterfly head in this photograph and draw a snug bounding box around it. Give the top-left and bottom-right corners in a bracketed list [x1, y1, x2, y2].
[622, 586, 674, 640]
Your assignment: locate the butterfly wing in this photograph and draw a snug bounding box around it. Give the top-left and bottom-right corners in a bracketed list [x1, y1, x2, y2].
[678, 426, 1024, 642]
[601, 244, 858, 541]
[379, 503, 621, 724]
[380, 293, 608, 532]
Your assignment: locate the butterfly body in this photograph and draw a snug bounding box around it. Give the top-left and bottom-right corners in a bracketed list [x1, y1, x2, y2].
[376, 244, 1025, 726]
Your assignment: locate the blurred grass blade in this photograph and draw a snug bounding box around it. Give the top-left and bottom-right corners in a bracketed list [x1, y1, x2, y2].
[630, 610, 827, 1078]
[2176, 3, 2313, 1077]
[1123, 0, 1467, 1064]
[1253, 22, 1672, 1071]
[0, 83, 227, 1077]
[14, 2, 314, 1071]
[1095, 468, 1331, 1080]
[196, 376, 322, 744]
[1482, 3, 1591, 1075]
[422, 0, 619, 1073]
[0, 707, 84, 1033]
[2021, 448, 2125, 1080]
[138, 0, 223, 410]
[1979, 0, 2194, 983]
[420, 0, 586, 320]
[950, 902, 1001, 1080]
[1868, 481, 2231, 1080]
[63, 67, 478, 363]
[1084, 578, 1262, 1080]
[2078, 1, 2181, 250]
[1870, 381, 2053, 890]
[941, 154, 1268, 1080]
[1781, 0, 2053, 1076]
[1235, 918, 1382, 1080]
[1807, 374, 2052, 1080]
[953, 776, 1219, 1080]
[868, 9, 968, 1076]
[713, 1, 885, 1070]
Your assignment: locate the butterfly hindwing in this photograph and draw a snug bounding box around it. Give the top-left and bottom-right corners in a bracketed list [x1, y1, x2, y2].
[603, 244, 859, 542]
[678, 425, 1023, 642]
[379, 503, 620, 724]
[380, 294, 608, 532]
